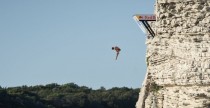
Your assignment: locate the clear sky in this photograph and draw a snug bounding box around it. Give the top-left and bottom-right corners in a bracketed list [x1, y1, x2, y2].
[0, 0, 155, 89]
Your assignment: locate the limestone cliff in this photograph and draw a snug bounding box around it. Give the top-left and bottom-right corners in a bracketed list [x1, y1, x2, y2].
[136, 0, 210, 108]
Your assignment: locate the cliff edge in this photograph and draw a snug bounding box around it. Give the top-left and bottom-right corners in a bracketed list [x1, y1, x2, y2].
[136, 0, 210, 108]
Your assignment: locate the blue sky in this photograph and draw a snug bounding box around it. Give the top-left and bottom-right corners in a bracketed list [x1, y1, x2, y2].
[0, 0, 155, 89]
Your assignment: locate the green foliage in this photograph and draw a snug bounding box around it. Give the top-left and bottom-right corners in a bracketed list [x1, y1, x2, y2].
[0, 83, 140, 108]
[149, 82, 163, 93]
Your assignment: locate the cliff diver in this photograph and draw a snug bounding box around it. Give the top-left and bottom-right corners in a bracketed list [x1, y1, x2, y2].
[112, 46, 121, 60]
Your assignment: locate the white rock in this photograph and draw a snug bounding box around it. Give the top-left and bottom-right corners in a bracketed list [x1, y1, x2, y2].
[136, 1, 210, 108]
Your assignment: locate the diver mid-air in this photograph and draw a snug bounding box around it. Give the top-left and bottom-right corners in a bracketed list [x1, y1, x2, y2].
[112, 46, 121, 60]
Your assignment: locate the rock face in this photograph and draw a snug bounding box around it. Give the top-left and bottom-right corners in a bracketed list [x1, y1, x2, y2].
[136, 0, 210, 108]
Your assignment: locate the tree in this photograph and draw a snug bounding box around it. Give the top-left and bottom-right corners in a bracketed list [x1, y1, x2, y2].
[0, 83, 139, 108]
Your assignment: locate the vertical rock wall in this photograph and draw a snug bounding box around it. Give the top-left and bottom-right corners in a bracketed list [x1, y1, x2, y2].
[136, 0, 210, 108]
